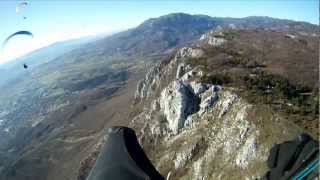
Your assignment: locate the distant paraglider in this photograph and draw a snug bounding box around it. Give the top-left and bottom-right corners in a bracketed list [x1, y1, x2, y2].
[16, 1, 29, 20]
[1, 1, 32, 70]
[2, 31, 34, 48]
[16, 2, 28, 13]
[2, 31, 34, 70]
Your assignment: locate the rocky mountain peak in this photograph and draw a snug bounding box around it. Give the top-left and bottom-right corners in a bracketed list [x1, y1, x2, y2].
[138, 13, 213, 29]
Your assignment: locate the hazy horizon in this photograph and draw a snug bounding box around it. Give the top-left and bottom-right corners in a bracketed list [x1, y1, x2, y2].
[0, 0, 318, 64]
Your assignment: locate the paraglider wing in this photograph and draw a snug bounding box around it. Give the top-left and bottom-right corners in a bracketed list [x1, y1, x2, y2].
[2, 31, 34, 48]
[16, 2, 28, 13]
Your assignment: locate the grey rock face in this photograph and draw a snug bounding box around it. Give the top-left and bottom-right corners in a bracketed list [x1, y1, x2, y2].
[175, 47, 205, 60]
[176, 63, 192, 79]
[135, 64, 162, 100]
[200, 28, 226, 47]
[134, 46, 205, 102]
[130, 42, 302, 180]
[188, 81, 210, 96]
[198, 85, 220, 114]
[159, 80, 199, 134]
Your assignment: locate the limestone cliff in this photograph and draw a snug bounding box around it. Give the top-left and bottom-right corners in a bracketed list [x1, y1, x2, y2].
[130, 29, 303, 179]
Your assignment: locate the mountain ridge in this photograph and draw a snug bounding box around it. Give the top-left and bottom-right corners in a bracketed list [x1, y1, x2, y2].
[128, 25, 318, 179]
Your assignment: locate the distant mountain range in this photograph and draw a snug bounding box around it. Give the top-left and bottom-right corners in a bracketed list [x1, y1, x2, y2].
[1, 13, 317, 74]
[72, 13, 318, 57]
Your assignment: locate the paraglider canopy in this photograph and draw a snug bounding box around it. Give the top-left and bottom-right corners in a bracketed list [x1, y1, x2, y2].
[16, 2, 28, 13]
[2, 31, 34, 48]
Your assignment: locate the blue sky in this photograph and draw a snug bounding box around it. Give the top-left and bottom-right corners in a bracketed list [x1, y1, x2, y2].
[0, 0, 318, 64]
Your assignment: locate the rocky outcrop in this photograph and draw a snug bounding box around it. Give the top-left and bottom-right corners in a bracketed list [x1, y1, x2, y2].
[197, 85, 219, 114]
[134, 46, 205, 101]
[135, 64, 163, 100]
[200, 28, 226, 47]
[130, 33, 302, 179]
[175, 47, 205, 60]
[159, 80, 199, 134]
[176, 63, 191, 79]
[188, 81, 210, 96]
